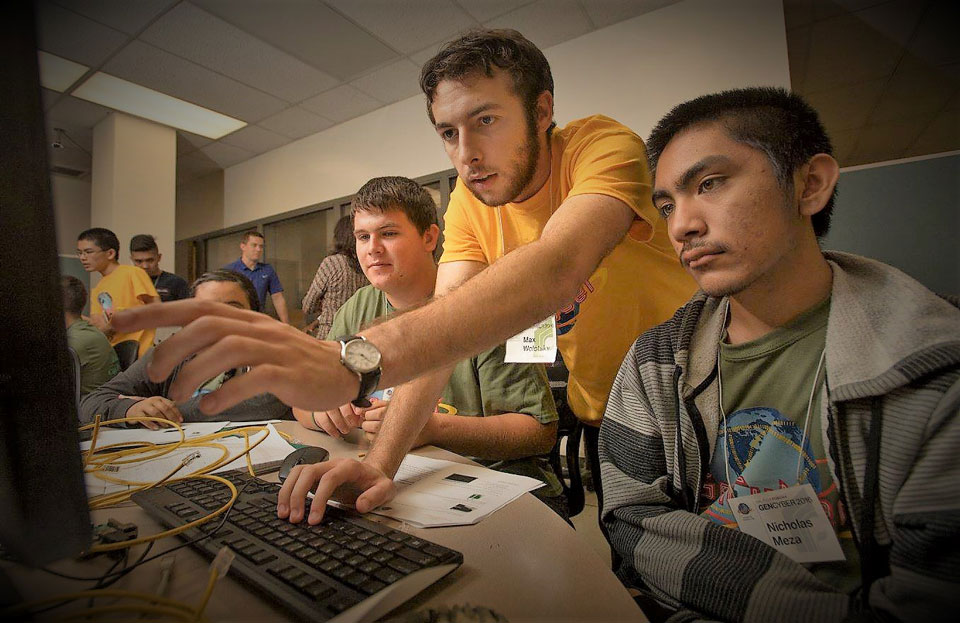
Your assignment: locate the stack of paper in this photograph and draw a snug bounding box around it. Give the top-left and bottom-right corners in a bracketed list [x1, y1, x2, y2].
[370, 454, 541, 528]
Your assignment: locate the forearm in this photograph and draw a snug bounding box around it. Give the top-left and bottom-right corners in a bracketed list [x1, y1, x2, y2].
[425, 412, 556, 460]
[364, 367, 454, 476]
[292, 407, 321, 431]
[273, 294, 290, 324]
[365, 241, 578, 389]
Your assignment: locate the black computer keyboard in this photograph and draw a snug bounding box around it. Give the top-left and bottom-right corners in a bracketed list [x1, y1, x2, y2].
[131, 470, 463, 622]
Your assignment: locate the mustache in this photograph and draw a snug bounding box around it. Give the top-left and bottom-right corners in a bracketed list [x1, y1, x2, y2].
[679, 240, 728, 266]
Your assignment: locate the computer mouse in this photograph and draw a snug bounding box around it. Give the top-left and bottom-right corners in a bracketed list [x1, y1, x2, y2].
[278, 446, 330, 483]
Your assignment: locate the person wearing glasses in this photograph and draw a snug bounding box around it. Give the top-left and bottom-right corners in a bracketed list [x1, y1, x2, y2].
[76, 227, 159, 357]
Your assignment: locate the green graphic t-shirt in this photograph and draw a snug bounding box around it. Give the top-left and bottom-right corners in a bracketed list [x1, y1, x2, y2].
[700, 297, 860, 592]
[329, 286, 561, 497]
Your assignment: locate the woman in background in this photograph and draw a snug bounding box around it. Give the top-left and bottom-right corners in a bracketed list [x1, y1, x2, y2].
[301, 214, 368, 339]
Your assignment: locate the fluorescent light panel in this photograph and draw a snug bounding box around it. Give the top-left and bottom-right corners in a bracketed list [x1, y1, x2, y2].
[72, 73, 247, 140]
[37, 51, 88, 92]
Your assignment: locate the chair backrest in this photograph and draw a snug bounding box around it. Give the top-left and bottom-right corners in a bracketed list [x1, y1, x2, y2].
[113, 340, 139, 371]
[547, 360, 585, 517]
[67, 346, 81, 413]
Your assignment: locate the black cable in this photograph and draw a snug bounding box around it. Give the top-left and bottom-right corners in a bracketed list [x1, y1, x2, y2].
[38, 480, 254, 584]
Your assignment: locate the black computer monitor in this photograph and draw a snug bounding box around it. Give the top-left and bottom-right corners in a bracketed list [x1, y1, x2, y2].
[0, 3, 91, 566]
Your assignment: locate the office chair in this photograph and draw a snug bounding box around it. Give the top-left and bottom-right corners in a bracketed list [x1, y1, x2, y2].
[546, 360, 585, 517]
[113, 340, 139, 371]
[67, 346, 81, 412]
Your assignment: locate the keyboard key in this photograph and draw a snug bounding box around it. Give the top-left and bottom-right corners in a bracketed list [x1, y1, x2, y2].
[358, 561, 380, 574]
[345, 554, 365, 568]
[396, 547, 434, 566]
[344, 571, 368, 588]
[331, 565, 352, 581]
[374, 568, 402, 584]
[358, 545, 378, 557]
[369, 536, 389, 547]
[249, 551, 276, 565]
[360, 579, 386, 595]
[302, 580, 335, 601]
[319, 560, 340, 573]
[387, 557, 417, 575]
[372, 551, 392, 564]
[306, 553, 326, 567]
[292, 574, 314, 590]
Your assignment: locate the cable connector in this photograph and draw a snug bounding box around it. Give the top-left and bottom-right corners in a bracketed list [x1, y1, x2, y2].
[210, 546, 234, 580]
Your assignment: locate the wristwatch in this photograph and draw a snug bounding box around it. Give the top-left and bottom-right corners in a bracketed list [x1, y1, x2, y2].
[336, 335, 382, 407]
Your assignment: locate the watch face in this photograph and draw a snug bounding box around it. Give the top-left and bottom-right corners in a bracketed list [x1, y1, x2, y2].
[344, 339, 381, 373]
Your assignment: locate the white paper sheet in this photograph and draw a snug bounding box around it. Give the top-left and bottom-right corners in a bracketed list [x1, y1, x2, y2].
[370, 454, 541, 528]
[80, 421, 228, 451]
[83, 423, 294, 499]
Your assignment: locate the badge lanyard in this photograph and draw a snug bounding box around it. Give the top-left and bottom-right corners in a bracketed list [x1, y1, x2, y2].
[715, 303, 828, 498]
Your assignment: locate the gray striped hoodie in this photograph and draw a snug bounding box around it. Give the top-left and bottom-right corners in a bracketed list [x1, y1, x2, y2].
[600, 251, 960, 622]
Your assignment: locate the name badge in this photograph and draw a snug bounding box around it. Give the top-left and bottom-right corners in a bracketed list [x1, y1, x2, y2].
[729, 484, 845, 564]
[505, 316, 557, 364]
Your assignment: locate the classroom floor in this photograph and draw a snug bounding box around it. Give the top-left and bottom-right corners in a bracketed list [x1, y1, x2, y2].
[570, 489, 612, 566]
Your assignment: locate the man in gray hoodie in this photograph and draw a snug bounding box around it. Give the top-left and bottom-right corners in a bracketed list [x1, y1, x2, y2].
[80, 270, 291, 427]
[600, 87, 959, 622]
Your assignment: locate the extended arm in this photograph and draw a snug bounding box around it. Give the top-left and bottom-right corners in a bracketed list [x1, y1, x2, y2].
[272, 292, 290, 324]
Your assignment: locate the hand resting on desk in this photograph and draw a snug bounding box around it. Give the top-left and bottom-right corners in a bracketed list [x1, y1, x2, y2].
[292, 403, 366, 439]
[276, 459, 397, 524]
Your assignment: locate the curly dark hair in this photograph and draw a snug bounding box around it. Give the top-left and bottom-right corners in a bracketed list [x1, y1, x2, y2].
[646, 87, 836, 237]
[60, 275, 87, 316]
[420, 28, 555, 135]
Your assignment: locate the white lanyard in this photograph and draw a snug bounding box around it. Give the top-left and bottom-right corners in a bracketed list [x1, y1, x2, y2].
[715, 306, 827, 499]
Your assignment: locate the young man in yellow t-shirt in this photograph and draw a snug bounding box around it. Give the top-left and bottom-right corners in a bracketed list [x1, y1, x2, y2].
[77, 228, 158, 357]
[113, 30, 695, 526]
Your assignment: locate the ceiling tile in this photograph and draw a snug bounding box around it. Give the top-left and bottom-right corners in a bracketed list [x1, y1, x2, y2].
[49, 0, 178, 35]
[177, 131, 212, 155]
[455, 0, 531, 23]
[46, 94, 113, 128]
[193, 0, 400, 81]
[826, 128, 861, 166]
[903, 110, 960, 157]
[803, 11, 904, 92]
[804, 80, 887, 132]
[103, 40, 287, 122]
[219, 124, 291, 154]
[301, 85, 383, 124]
[485, 0, 593, 50]
[854, 0, 927, 49]
[328, 0, 476, 55]
[140, 3, 339, 103]
[814, 0, 886, 21]
[579, 0, 678, 30]
[351, 59, 422, 104]
[257, 106, 335, 139]
[783, 0, 815, 30]
[870, 55, 959, 124]
[41, 87, 62, 111]
[410, 43, 445, 69]
[35, 0, 129, 67]
[199, 141, 255, 168]
[177, 150, 222, 184]
[846, 117, 930, 165]
[787, 25, 812, 90]
[906, 1, 960, 66]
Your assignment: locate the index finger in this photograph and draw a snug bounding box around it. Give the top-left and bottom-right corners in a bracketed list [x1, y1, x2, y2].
[112, 299, 266, 333]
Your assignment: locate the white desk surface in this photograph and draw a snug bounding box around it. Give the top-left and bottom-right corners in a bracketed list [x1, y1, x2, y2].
[5, 420, 644, 622]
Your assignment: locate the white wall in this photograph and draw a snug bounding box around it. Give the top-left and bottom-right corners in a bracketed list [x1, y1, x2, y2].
[224, 0, 789, 227]
[51, 173, 92, 255]
[92, 113, 177, 268]
[176, 170, 224, 240]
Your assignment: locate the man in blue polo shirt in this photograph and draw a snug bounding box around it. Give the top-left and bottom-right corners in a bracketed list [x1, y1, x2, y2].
[224, 230, 289, 324]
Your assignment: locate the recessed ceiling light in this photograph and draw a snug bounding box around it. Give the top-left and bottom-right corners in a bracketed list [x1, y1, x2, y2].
[72, 73, 247, 140]
[37, 51, 88, 92]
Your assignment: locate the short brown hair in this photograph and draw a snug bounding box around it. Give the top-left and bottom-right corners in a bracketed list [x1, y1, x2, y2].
[61, 275, 87, 316]
[351, 177, 439, 235]
[420, 28, 554, 132]
[241, 230, 264, 243]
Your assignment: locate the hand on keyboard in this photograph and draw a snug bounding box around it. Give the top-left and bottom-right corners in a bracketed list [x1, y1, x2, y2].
[277, 458, 397, 524]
